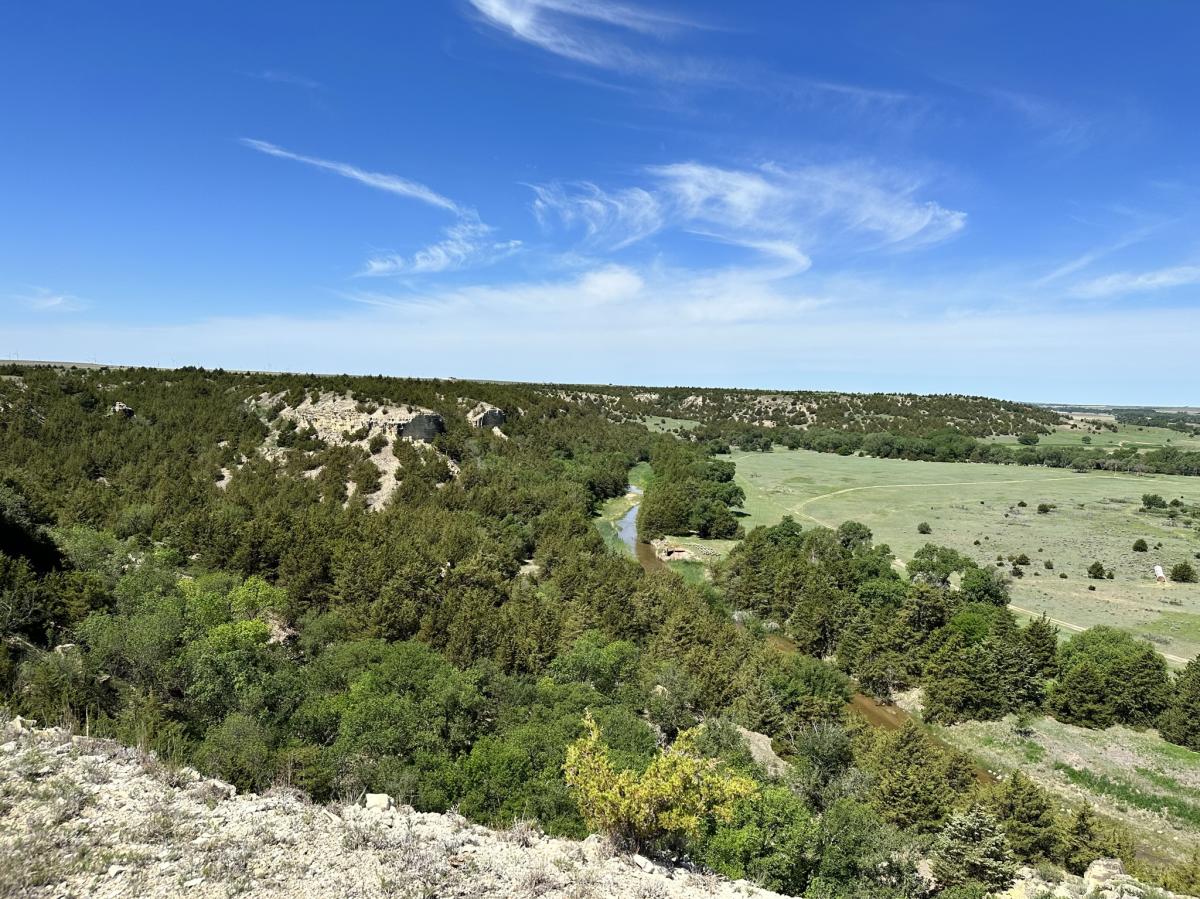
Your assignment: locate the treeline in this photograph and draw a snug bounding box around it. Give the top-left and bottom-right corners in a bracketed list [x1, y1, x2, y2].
[601, 384, 1063, 438]
[718, 517, 1200, 746]
[694, 421, 1200, 477]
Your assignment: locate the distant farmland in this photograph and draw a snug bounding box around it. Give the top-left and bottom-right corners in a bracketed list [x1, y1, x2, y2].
[688, 448, 1200, 663]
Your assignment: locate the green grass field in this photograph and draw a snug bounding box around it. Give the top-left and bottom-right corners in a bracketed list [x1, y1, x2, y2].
[641, 415, 701, 433]
[689, 448, 1200, 663]
[986, 417, 1200, 452]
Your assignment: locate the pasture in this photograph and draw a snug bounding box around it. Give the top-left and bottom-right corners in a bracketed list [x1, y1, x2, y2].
[691, 448, 1200, 663]
[986, 419, 1200, 452]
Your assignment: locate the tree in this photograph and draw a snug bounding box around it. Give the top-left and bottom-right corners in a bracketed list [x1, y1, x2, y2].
[1049, 627, 1170, 728]
[960, 567, 1010, 606]
[1142, 493, 1167, 510]
[863, 721, 967, 831]
[1021, 615, 1059, 678]
[1017, 433, 1040, 446]
[1061, 807, 1119, 875]
[1048, 659, 1111, 727]
[1159, 659, 1200, 750]
[930, 805, 1017, 890]
[923, 634, 1008, 723]
[1132, 538, 1148, 552]
[987, 772, 1060, 862]
[1170, 561, 1198, 583]
[564, 713, 757, 849]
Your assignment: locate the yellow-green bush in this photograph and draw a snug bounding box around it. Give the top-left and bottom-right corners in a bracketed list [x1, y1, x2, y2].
[564, 712, 756, 848]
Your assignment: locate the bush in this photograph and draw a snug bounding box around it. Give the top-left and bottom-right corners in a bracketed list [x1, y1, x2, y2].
[1132, 539, 1148, 552]
[917, 522, 932, 535]
[1143, 493, 1167, 510]
[564, 713, 757, 849]
[1170, 562, 1198, 584]
[1087, 561, 1106, 579]
[1044, 560, 1054, 570]
[1037, 504, 1053, 514]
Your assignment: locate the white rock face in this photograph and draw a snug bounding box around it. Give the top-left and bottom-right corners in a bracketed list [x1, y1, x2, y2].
[0, 718, 787, 898]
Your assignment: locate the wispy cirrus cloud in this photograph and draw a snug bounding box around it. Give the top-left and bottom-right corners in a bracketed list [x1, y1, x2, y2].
[531, 182, 664, 250]
[254, 70, 323, 91]
[1070, 264, 1200, 299]
[467, 0, 711, 80]
[530, 159, 964, 268]
[242, 138, 462, 214]
[467, 0, 908, 111]
[362, 218, 522, 276]
[988, 89, 1095, 153]
[11, 287, 88, 312]
[243, 138, 521, 276]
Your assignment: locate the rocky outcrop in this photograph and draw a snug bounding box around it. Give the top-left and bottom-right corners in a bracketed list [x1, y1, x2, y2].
[466, 401, 506, 429]
[1000, 859, 1195, 899]
[0, 716, 785, 898]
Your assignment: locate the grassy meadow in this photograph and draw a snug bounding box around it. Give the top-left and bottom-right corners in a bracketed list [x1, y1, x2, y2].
[935, 713, 1200, 865]
[986, 417, 1200, 452]
[688, 448, 1200, 663]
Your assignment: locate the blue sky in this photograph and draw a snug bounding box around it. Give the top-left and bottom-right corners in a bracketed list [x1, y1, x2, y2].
[2, 1, 1198, 402]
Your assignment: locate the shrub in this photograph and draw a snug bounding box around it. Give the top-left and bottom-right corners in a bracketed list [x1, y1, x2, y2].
[1017, 501, 1027, 508]
[1143, 493, 1167, 510]
[1087, 561, 1106, 579]
[1037, 504, 1053, 514]
[1044, 560, 1054, 570]
[1132, 539, 1148, 552]
[917, 522, 932, 535]
[564, 713, 757, 849]
[1170, 562, 1198, 584]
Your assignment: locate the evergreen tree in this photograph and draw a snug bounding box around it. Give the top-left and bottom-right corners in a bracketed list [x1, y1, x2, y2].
[1048, 659, 1111, 727]
[988, 771, 1060, 862]
[865, 721, 959, 831]
[1159, 659, 1200, 750]
[930, 805, 1017, 889]
[1061, 807, 1117, 875]
[1021, 615, 1059, 678]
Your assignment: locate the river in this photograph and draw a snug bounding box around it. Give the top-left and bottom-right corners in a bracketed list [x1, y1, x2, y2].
[616, 486, 665, 572]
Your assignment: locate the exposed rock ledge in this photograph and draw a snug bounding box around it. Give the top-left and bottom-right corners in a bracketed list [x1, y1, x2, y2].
[0, 716, 784, 898]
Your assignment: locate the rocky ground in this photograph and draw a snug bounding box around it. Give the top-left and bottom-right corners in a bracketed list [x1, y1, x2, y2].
[0, 716, 784, 899]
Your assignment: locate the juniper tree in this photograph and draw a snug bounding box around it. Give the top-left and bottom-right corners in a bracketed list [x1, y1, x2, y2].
[930, 805, 1017, 889]
[987, 771, 1060, 862]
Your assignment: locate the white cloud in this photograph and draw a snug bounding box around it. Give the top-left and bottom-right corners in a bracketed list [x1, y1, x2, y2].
[244, 139, 526, 277]
[11, 287, 88, 312]
[1070, 265, 1200, 299]
[468, 0, 720, 83]
[242, 139, 461, 214]
[13, 286, 1196, 403]
[254, 70, 323, 91]
[530, 159, 963, 266]
[531, 182, 664, 249]
[362, 218, 522, 276]
[989, 89, 1094, 153]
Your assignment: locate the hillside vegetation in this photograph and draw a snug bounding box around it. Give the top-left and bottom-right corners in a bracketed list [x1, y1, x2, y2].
[2, 364, 1200, 897]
